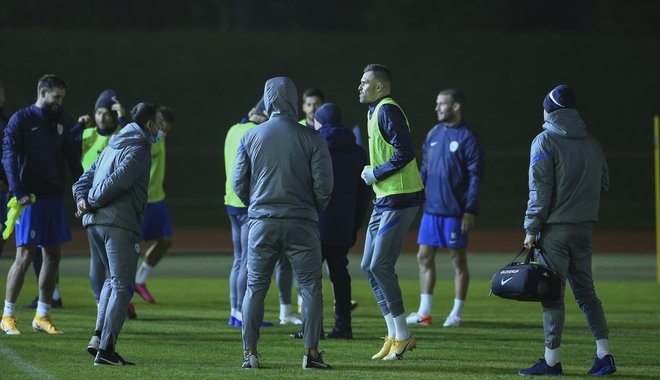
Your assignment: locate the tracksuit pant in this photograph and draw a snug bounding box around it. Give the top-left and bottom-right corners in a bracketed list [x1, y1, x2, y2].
[361, 206, 419, 318]
[538, 222, 609, 349]
[86, 225, 140, 351]
[242, 218, 323, 351]
[229, 213, 249, 312]
[322, 244, 352, 329]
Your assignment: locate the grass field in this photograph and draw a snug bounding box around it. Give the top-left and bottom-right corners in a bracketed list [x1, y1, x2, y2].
[0, 252, 658, 379]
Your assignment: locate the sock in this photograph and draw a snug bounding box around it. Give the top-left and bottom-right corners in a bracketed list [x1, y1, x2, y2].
[280, 304, 292, 319]
[545, 347, 560, 366]
[3, 300, 15, 317]
[418, 293, 433, 316]
[36, 301, 51, 318]
[136, 263, 153, 284]
[236, 311, 243, 322]
[52, 285, 61, 301]
[596, 339, 610, 359]
[450, 298, 465, 317]
[393, 313, 411, 340]
[384, 313, 396, 339]
[231, 308, 237, 318]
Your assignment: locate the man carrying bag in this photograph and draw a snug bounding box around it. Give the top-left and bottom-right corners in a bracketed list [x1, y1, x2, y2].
[517, 85, 615, 376]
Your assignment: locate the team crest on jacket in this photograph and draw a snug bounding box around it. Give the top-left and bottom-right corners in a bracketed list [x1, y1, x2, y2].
[57, 124, 63, 135]
[449, 141, 459, 152]
[134, 243, 140, 253]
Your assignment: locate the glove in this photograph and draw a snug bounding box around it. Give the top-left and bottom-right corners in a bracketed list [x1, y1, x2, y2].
[3, 194, 36, 240]
[361, 166, 376, 185]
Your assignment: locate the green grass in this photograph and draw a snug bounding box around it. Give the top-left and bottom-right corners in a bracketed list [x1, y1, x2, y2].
[0, 253, 658, 379]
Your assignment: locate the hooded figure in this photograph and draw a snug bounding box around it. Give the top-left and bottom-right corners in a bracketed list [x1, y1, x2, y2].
[233, 77, 334, 370]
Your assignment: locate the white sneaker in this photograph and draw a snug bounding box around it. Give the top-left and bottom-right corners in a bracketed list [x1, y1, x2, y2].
[279, 313, 302, 325]
[406, 312, 432, 325]
[443, 314, 461, 327]
[242, 354, 259, 369]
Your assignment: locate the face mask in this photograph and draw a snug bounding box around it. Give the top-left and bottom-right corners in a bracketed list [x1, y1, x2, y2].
[150, 129, 165, 144]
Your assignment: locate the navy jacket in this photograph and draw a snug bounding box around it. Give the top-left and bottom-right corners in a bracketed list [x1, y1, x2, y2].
[0, 110, 8, 184]
[318, 125, 371, 247]
[420, 122, 484, 217]
[2, 104, 83, 199]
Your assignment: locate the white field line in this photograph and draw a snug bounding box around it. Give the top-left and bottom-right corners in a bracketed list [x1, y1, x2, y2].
[0, 340, 56, 379]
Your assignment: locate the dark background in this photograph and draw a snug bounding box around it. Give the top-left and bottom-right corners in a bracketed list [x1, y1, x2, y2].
[1, 0, 658, 230]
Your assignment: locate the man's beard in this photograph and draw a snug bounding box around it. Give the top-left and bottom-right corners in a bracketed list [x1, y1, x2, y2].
[43, 102, 61, 119]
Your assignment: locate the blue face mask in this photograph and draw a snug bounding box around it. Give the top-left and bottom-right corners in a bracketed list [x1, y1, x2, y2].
[150, 129, 165, 144]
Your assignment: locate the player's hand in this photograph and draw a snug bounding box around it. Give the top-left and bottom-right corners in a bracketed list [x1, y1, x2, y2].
[461, 213, 475, 234]
[76, 199, 91, 217]
[111, 102, 126, 118]
[361, 166, 376, 185]
[78, 115, 92, 128]
[523, 233, 536, 249]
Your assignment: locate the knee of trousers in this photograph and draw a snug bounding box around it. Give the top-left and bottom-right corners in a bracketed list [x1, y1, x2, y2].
[109, 278, 132, 294]
[369, 262, 395, 280]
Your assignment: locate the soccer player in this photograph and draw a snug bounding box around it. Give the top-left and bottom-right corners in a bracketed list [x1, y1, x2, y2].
[518, 85, 615, 376]
[224, 98, 291, 327]
[358, 64, 424, 360]
[235, 77, 333, 369]
[299, 88, 324, 129]
[406, 89, 484, 327]
[313, 103, 371, 339]
[133, 107, 175, 303]
[1, 74, 83, 335]
[73, 102, 165, 366]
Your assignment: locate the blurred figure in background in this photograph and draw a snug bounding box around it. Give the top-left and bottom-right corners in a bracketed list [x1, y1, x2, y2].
[406, 89, 484, 328]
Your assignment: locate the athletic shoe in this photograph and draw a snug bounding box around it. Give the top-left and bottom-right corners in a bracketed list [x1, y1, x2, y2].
[94, 350, 135, 366]
[228, 315, 238, 327]
[242, 353, 259, 369]
[134, 283, 156, 303]
[22, 296, 63, 310]
[233, 319, 273, 328]
[22, 296, 39, 309]
[32, 315, 63, 334]
[1, 316, 21, 335]
[371, 337, 394, 360]
[405, 312, 432, 326]
[279, 313, 302, 325]
[303, 351, 332, 369]
[350, 300, 359, 311]
[87, 335, 100, 357]
[587, 354, 616, 375]
[443, 314, 462, 327]
[290, 329, 325, 339]
[383, 335, 417, 361]
[325, 326, 353, 339]
[127, 302, 137, 320]
[518, 359, 563, 376]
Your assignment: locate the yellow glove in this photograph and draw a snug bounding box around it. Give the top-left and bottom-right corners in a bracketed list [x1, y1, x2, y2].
[3, 194, 37, 240]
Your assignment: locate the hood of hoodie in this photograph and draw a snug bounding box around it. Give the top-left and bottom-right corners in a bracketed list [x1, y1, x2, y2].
[542, 108, 588, 140]
[318, 124, 357, 151]
[109, 122, 150, 149]
[263, 77, 298, 120]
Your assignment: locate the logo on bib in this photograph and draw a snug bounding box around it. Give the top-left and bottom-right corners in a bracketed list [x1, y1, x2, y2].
[57, 124, 64, 135]
[30, 230, 36, 239]
[135, 243, 140, 253]
[449, 141, 459, 152]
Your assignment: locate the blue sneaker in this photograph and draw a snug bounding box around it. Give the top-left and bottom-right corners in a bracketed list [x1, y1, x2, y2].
[587, 354, 616, 375]
[232, 318, 273, 328]
[228, 316, 237, 327]
[519, 359, 563, 376]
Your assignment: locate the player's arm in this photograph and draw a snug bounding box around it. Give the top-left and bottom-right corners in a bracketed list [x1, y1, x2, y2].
[72, 159, 97, 216]
[88, 147, 150, 208]
[2, 114, 26, 200]
[311, 134, 334, 212]
[464, 132, 485, 216]
[523, 135, 554, 244]
[232, 137, 251, 207]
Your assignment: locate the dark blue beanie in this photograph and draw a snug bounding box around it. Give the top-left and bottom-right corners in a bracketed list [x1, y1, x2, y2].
[95, 89, 118, 111]
[543, 84, 576, 113]
[314, 103, 342, 127]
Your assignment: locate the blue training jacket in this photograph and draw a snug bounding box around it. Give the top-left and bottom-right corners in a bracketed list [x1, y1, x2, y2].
[2, 104, 83, 199]
[420, 122, 484, 217]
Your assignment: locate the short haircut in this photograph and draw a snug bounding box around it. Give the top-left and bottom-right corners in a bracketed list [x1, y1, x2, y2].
[37, 74, 68, 93]
[302, 88, 324, 101]
[131, 102, 159, 128]
[159, 106, 175, 124]
[364, 63, 392, 84]
[439, 88, 467, 107]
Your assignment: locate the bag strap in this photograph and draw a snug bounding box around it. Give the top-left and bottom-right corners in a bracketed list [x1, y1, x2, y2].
[510, 246, 527, 264]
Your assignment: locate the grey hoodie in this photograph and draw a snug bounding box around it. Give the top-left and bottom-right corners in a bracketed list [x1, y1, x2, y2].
[233, 77, 333, 222]
[72, 123, 152, 235]
[524, 109, 609, 234]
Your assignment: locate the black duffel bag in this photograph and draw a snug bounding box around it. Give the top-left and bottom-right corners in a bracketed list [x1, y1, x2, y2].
[491, 246, 561, 302]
